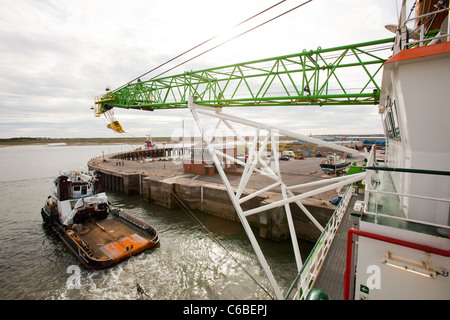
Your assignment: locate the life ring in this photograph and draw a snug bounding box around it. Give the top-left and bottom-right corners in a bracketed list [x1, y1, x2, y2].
[322, 160, 326, 164]
[330, 161, 335, 165]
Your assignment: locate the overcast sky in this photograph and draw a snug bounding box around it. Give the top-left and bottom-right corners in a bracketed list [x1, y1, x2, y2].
[0, 0, 412, 139]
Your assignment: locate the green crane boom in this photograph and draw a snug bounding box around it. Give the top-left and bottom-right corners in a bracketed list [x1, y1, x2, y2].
[94, 37, 393, 117]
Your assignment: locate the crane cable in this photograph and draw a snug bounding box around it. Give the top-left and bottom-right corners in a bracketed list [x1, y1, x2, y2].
[111, 0, 288, 93]
[168, 189, 276, 300]
[105, 0, 315, 146]
[150, 0, 314, 81]
[122, 156, 276, 300]
[111, 0, 314, 93]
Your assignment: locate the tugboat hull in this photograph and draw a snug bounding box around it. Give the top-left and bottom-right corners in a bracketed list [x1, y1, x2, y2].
[41, 170, 159, 270]
[42, 205, 159, 270]
[319, 153, 350, 175]
[319, 162, 350, 174]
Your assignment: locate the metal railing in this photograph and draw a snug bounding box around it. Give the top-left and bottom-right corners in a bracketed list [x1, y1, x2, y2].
[363, 147, 450, 229]
[189, 100, 365, 300]
[286, 183, 354, 299]
[395, 2, 449, 54]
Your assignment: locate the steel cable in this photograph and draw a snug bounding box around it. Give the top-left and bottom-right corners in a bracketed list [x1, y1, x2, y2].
[111, 0, 314, 93]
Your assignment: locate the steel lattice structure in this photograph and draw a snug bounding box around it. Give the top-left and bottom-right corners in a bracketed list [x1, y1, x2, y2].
[94, 37, 393, 116]
[92, 37, 395, 299]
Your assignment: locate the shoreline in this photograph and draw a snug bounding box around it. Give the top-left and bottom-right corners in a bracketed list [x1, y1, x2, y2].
[0, 137, 171, 147]
[0, 136, 304, 148]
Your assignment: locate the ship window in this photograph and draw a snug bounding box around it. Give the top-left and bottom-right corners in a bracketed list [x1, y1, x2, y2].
[81, 186, 87, 195]
[388, 110, 395, 138]
[384, 112, 394, 139]
[384, 98, 401, 140]
[392, 101, 401, 139]
[73, 186, 80, 192]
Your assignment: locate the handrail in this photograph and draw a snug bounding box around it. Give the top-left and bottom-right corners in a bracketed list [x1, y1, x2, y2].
[366, 189, 450, 205]
[285, 184, 355, 299]
[396, 5, 449, 52]
[402, 7, 449, 28]
[364, 146, 450, 226]
[366, 166, 450, 176]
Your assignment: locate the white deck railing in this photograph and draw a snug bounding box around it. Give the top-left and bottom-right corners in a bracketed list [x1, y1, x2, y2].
[287, 183, 354, 300]
[364, 147, 450, 230]
[395, 1, 449, 54]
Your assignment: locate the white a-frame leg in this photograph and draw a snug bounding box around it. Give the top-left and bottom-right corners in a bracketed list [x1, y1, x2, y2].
[188, 97, 364, 299]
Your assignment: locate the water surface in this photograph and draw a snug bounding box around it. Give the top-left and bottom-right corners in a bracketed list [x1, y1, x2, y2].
[0, 144, 312, 300]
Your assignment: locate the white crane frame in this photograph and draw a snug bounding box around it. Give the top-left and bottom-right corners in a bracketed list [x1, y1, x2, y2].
[188, 96, 365, 299]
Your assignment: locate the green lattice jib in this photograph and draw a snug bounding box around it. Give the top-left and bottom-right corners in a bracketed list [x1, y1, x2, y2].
[94, 37, 393, 114]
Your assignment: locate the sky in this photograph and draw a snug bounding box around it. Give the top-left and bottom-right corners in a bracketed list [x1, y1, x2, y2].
[0, 0, 411, 139]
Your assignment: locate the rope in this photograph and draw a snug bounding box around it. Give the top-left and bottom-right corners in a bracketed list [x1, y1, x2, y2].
[130, 254, 152, 299]
[98, 141, 275, 299]
[100, 112, 145, 152]
[136, 283, 152, 299]
[150, 0, 314, 80]
[112, 0, 314, 92]
[117, 153, 275, 299]
[112, 0, 288, 92]
[88, 215, 153, 299]
[168, 187, 276, 300]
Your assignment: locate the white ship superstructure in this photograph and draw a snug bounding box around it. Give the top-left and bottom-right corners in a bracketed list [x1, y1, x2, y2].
[345, 0, 450, 299]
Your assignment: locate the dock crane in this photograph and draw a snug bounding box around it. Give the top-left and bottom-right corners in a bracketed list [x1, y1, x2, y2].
[93, 37, 394, 300]
[95, 37, 392, 114]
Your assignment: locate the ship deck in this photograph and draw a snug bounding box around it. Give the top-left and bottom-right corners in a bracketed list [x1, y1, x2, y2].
[312, 193, 364, 300]
[312, 172, 449, 300]
[72, 216, 154, 261]
[362, 170, 446, 237]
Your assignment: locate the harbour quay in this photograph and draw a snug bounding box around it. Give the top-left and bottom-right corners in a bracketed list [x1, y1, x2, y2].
[88, 147, 363, 243]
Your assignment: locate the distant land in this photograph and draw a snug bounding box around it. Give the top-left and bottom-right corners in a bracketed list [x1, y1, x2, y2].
[0, 137, 159, 146]
[0, 134, 384, 147]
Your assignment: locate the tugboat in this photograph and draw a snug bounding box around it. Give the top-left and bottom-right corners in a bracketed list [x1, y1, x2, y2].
[319, 153, 350, 175]
[41, 170, 159, 270]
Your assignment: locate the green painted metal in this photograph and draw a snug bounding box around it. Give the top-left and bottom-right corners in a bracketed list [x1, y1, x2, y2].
[306, 288, 330, 300]
[366, 166, 450, 176]
[94, 37, 394, 115]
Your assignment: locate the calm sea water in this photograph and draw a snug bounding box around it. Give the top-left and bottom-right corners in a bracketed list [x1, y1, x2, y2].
[0, 143, 312, 300]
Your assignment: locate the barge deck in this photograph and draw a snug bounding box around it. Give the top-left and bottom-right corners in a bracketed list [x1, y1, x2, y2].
[72, 217, 155, 261]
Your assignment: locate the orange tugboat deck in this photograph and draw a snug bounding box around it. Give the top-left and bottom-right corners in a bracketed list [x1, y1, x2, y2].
[68, 216, 158, 263]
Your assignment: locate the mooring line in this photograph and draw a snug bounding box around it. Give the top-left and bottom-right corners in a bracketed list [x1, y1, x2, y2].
[168, 188, 276, 300]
